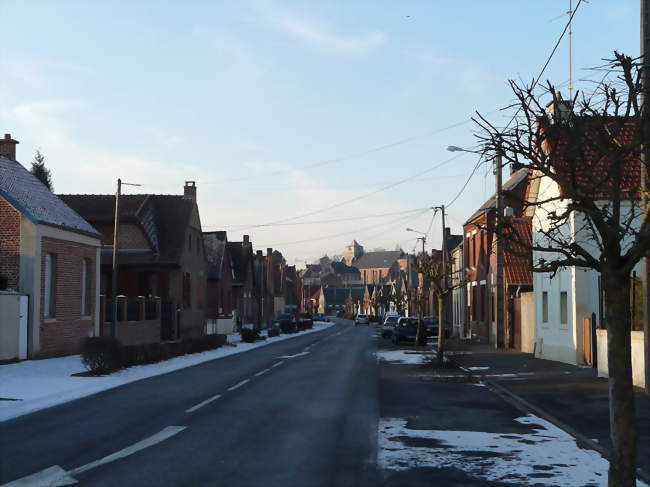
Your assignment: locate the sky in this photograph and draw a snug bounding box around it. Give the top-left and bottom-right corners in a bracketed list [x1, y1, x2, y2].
[0, 0, 639, 266]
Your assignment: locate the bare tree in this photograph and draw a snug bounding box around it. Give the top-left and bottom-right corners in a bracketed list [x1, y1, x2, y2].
[30, 150, 53, 191]
[474, 52, 645, 486]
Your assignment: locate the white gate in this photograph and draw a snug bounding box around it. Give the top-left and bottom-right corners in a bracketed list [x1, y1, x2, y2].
[18, 295, 28, 360]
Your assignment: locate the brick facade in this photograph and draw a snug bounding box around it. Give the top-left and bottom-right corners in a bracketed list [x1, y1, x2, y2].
[0, 197, 20, 290]
[39, 236, 97, 357]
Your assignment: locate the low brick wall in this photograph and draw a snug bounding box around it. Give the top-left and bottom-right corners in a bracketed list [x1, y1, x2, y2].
[40, 319, 95, 358]
[102, 320, 161, 346]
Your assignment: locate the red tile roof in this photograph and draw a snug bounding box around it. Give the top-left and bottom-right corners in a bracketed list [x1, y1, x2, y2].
[503, 218, 533, 286]
[543, 117, 641, 199]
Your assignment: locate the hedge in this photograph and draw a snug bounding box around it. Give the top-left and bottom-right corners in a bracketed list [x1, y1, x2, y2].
[81, 334, 227, 375]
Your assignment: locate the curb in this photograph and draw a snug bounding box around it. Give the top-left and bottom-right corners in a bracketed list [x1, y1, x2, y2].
[448, 356, 650, 484]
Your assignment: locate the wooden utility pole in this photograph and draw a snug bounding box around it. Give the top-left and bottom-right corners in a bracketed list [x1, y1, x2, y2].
[111, 178, 121, 338]
[641, 0, 650, 395]
[494, 155, 505, 348]
[439, 204, 447, 357]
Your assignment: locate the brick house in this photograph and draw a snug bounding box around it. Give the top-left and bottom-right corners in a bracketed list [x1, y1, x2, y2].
[353, 250, 408, 285]
[0, 134, 102, 358]
[60, 182, 207, 340]
[203, 231, 234, 334]
[463, 167, 534, 345]
[227, 236, 256, 328]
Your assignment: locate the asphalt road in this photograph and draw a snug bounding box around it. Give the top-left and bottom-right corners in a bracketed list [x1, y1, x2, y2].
[1, 321, 380, 487]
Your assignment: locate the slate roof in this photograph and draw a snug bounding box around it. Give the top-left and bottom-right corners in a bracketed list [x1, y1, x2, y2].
[353, 250, 404, 269]
[446, 234, 463, 252]
[331, 261, 361, 276]
[349, 287, 364, 302]
[203, 231, 228, 280]
[60, 194, 195, 265]
[322, 288, 349, 305]
[465, 168, 529, 224]
[302, 264, 322, 278]
[0, 156, 100, 238]
[227, 242, 253, 285]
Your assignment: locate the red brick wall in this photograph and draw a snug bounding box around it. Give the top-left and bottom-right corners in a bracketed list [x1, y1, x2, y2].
[0, 197, 20, 290]
[39, 236, 97, 357]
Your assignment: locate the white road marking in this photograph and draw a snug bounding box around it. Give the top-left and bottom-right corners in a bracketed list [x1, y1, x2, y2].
[272, 361, 284, 368]
[72, 426, 186, 474]
[3, 426, 186, 487]
[186, 394, 222, 413]
[254, 368, 271, 377]
[227, 379, 250, 391]
[0, 466, 77, 487]
[277, 351, 310, 359]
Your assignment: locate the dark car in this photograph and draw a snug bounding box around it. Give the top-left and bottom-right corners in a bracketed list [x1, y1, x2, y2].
[423, 316, 439, 337]
[298, 313, 314, 330]
[391, 317, 422, 345]
[275, 313, 298, 333]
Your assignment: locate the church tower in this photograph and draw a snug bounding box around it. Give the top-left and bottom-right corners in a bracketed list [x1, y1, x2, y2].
[342, 240, 364, 265]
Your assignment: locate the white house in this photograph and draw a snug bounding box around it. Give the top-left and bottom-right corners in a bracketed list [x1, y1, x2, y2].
[531, 114, 645, 388]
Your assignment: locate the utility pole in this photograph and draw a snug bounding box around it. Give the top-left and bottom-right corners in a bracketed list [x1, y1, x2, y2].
[495, 154, 505, 349]
[111, 178, 121, 338]
[641, 0, 650, 395]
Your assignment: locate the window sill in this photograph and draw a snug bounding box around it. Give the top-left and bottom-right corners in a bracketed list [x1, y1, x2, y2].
[81, 315, 93, 321]
[43, 318, 57, 324]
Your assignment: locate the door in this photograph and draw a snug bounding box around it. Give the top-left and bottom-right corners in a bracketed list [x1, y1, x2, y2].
[18, 295, 28, 360]
[583, 317, 593, 366]
[160, 301, 174, 341]
[512, 296, 522, 351]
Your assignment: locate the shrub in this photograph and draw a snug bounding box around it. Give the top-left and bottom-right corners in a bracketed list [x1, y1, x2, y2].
[81, 336, 122, 374]
[240, 328, 259, 343]
[267, 328, 280, 338]
[279, 321, 296, 334]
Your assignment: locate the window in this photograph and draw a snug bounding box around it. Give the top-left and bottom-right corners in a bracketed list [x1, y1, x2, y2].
[560, 292, 568, 325]
[188, 233, 192, 250]
[81, 258, 92, 316]
[182, 272, 191, 309]
[44, 253, 56, 318]
[542, 291, 549, 323]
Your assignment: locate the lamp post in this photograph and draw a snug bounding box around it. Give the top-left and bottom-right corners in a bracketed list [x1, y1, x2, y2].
[447, 145, 505, 348]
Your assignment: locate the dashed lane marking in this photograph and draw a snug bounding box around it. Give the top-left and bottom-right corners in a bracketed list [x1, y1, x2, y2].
[227, 379, 250, 392]
[186, 394, 222, 413]
[254, 368, 271, 377]
[272, 361, 284, 368]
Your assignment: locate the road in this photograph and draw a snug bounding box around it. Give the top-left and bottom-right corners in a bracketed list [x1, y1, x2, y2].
[1, 321, 620, 486]
[1, 321, 379, 487]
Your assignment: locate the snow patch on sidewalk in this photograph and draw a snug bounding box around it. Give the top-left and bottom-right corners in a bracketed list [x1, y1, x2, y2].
[376, 350, 432, 365]
[0, 321, 335, 422]
[378, 413, 649, 486]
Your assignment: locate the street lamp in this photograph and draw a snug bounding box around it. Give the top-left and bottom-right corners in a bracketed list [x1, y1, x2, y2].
[447, 143, 505, 348]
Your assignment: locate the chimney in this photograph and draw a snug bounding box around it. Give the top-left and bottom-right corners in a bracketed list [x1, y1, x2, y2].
[510, 161, 525, 176]
[545, 95, 572, 124]
[183, 181, 196, 200]
[243, 235, 250, 245]
[0, 134, 19, 161]
[267, 248, 272, 257]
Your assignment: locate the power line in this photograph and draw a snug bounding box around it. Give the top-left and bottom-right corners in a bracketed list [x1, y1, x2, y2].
[203, 207, 429, 229]
[236, 152, 466, 231]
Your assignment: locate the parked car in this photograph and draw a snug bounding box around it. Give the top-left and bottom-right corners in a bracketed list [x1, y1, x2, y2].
[369, 315, 381, 324]
[313, 313, 327, 322]
[391, 317, 422, 345]
[423, 316, 439, 337]
[355, 314, 369, 325]
[380, 315, 400, 338]
[298, 313, 314, 330]
[274, 313, 298, 333]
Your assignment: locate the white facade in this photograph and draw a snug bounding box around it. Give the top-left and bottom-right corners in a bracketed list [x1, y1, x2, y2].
[532, 174, 642, 367]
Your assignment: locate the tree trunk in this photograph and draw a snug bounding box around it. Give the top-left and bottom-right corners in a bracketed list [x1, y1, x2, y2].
[437, 294, 445, 363]
[416, 293, 427, 346]
[602, 269, 637, 487]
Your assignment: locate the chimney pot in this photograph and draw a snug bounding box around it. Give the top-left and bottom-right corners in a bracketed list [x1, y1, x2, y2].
[183, 181, 197, 200]
[0, 133, 19, 161]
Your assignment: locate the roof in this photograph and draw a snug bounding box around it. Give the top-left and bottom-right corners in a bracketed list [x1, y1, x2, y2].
[331, 261, 361, 276]
[465, 168, 529, 224]
[446, 234, 463, 252]
[302, 264, 322, 278]
[349, 287, 364, 301]
[503, 218, 533, 286]
[0, 156, 100, 238]
[227, 242, 253, 285]
[322, 287, 349, 305]
[353, 250, 404, 269]
[543, 117, 641, 199]
[203, 231, 228, 279]
[60, 194, 196, 264]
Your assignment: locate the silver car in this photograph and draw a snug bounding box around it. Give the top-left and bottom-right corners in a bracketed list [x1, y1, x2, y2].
[354, 314, 369, 325]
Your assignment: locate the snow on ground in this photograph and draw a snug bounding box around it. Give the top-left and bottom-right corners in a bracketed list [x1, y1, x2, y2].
[378, 413, 649, 486]
[0, 321, 334, 422]
[376, 350, 432, 365]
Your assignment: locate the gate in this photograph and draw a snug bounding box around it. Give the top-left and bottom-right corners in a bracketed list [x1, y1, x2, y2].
[160, 301, 174, 341]
[583, 317, 593, 366]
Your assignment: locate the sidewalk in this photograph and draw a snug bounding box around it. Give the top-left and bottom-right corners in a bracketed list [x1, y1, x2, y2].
[0, 321, 335, 422]
[444, 340, 650, 479]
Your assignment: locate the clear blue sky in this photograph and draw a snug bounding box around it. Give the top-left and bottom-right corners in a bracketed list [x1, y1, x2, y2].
[0, 0, 639, 264]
